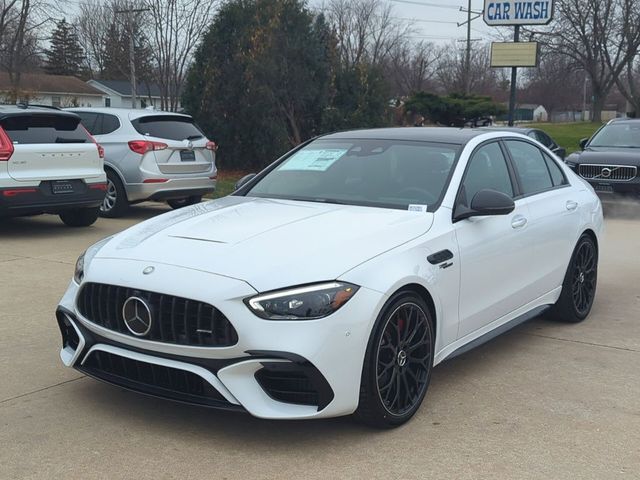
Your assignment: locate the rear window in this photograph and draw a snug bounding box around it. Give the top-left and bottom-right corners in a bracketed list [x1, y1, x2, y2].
[131, 115, 204, 141]
[1, 114, 90, 144]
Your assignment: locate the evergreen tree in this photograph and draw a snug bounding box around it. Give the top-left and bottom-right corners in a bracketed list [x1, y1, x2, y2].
[45, 19, 85, 76]
[101, 22, 154, 84]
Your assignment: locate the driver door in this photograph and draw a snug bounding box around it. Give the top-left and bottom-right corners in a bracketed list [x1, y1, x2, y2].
[454, 141, 534, 338]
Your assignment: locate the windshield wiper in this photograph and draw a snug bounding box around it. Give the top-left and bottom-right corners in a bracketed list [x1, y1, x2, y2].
[185, 134, 203, 140]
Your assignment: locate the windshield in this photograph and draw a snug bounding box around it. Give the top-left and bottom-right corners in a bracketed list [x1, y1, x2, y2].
[246, 138, 460, 211]
[589, 123, 640, 148]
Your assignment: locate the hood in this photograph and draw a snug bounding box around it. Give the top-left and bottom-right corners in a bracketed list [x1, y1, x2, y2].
[568, 148, 640, 166]
[96, 196, 434, 291]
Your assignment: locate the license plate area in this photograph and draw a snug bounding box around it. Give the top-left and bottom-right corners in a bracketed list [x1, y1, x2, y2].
[180, 150, 196, 162]
[594, 184, 613, 193]
[51, 180, 75, 195]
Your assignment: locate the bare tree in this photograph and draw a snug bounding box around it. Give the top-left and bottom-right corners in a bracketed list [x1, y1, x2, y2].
[0, 0, 52, 97]
[75, 0, 116, 76]
[144, 0, 215, 111]
[611, 0, 640, 116]
[384, 41, 439, 98]
[540, 0, 640, 122]
[325, 0, 411, 68]
[435, 42, 507, 98]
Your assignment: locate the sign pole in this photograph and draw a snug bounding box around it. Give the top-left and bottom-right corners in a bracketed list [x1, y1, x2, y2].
[507, 25, 520, 126]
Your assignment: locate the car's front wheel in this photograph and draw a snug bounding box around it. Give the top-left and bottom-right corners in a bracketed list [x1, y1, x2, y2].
[548, 234, 598, 323]
[59, 207, 99, 227]
[167, 195, 202, 209]
[355, 291, 434, 428]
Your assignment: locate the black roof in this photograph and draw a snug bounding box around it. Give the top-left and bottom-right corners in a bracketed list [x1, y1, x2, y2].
[322, 127, 489, 144]
[92, 79, 162, 97]
[479, 126, 535, 134]
[0, 104, 80, 120]
[609, 118, 640, 124]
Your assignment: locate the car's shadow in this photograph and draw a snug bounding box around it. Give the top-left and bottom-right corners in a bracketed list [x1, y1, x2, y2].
[71, 322, 537, 441]
[0, 202, 169, 238]
[602, 197, 640, 221]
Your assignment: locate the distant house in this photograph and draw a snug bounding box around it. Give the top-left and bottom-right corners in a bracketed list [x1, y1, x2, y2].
[87, 79, 175, 109]
[0, 72, 104, 107]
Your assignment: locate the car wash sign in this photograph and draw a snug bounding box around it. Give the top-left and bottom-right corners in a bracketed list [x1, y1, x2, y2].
[484, 1, 554, 25]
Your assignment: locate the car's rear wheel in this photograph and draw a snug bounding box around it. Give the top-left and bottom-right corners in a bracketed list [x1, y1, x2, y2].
[100, 170, 128, 218]
[59, 207, 99, 227]
[167, 195, 202, 209]
[548, 234, 598, 323]
[355, 291, 434, 428]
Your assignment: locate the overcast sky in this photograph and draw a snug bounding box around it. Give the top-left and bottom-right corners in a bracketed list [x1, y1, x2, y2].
[59, 0, 501, 45]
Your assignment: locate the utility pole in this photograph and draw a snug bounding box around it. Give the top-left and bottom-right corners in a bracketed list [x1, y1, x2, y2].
[457, 1, 483, 94]
[115, 4, 150, 109]
[507, 25, 519, 126]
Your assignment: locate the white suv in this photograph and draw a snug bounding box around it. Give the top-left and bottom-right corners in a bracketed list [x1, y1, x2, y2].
[68, 108, 217, 217]
[0, 105, 106, 227]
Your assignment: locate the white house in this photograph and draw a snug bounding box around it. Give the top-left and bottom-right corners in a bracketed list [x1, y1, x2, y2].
[0, 73, 104, 107]
[87, 79, 176, 109]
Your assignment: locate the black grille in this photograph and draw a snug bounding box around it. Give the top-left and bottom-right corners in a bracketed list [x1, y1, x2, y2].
[579, 164, 637, 181]
[81, 350, 231, 408]
[256, 368, 317, 405]
[77, 282, 238, 347]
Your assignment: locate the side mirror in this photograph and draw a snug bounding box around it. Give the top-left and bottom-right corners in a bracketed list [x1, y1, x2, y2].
[235, 173, 257, 191]
[454, 189, 515, 222]
[579, 138, 589, 150]
[553, 146, 566, 159]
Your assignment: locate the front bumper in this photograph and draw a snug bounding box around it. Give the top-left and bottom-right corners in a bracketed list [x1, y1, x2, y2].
[56, 258, 384, 419]
[0, 180, 106, 217]
[125, 176, 217, 203]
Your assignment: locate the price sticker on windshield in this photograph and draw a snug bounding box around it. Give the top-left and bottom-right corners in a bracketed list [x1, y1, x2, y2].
[408, 204, 428, 213]
[279, 149, 347, 172]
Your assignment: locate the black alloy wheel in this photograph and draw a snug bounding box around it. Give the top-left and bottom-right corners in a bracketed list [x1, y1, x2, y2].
[376, 302, 432, 416]
[355, 292, 434, 428]
[548, 234, 598, 323]
[571, 238, 597, 317]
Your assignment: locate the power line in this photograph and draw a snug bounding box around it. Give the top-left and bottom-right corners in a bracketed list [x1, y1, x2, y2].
[389, 0, 465, 10]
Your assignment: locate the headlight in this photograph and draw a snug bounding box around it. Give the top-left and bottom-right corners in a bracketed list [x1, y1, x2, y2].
[73, 235, 114, 285]
[74, 252, 85, 284]
[245, 282, 359, 320]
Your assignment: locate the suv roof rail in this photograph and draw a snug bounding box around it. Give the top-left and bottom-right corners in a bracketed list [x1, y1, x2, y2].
[15, 102, 62, 111]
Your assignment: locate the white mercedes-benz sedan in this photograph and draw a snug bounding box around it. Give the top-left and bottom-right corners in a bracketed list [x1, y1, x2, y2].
[56, 128, 603, 427]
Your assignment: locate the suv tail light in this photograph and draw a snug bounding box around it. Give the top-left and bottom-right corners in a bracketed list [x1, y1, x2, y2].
[80, 125, 104, 159]
[0, 126, 14, 161]
[205, 141, 217, 151]
[128, 140, 168, 155]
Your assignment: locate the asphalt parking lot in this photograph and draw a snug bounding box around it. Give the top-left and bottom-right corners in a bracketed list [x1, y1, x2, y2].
[1, 201, 639, 480]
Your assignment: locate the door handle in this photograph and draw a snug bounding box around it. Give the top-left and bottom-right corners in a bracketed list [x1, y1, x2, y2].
[566, 200, 578, 211]
[511, 216, 527, 229]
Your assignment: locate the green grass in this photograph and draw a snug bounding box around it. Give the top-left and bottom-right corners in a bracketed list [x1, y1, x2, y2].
[528, 122, 603, 154]
[207, 172, 246, 199]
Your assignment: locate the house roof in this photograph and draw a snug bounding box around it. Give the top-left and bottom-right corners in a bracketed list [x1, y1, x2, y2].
[89, 79, 162, 97]
[0, 72, 104, 96]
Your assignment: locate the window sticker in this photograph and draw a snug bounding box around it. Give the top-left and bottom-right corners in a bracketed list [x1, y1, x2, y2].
[279, 149, 347, 172]
[408, 204, 428, 213]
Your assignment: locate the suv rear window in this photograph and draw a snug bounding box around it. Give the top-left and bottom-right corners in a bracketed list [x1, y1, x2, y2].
[131, 115, 204, 141]
[1, 114, 91, 144]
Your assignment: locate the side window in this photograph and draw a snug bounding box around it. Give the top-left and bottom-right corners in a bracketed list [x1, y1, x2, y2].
[505, 140, 553, 195]
[460, 142, 513, 206]
[543, 152, 567, 187]
[532, 130, 553, 148]
[101, 114, 120, 135]
[76, 112, 98, 135]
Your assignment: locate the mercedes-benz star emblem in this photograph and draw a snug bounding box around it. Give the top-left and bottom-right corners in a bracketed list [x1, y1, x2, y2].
[143, 266, 155, 275]
[122, 297, 153, 337]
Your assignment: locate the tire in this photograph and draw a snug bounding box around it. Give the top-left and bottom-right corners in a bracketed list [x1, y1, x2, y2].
[354, 291, 435, 428]
[167, 195, 202, 209]
[547, 234, 598, 323]
[59, 207, 99, 227]
[100, 170, 128, 218]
